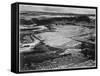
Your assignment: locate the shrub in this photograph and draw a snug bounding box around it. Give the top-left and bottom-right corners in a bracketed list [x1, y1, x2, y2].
[76, 15, 91, 23]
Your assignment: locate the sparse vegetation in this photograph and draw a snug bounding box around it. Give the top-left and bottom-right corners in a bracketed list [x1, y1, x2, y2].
[19, 11, 96, 71]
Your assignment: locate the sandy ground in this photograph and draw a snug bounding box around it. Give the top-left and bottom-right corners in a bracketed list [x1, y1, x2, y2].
[36, 25, 90, 47]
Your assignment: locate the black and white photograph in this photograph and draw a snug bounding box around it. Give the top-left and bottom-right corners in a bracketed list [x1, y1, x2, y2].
[18, 3, 97, 72]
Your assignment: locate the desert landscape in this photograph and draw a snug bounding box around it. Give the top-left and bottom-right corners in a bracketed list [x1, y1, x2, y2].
[19, 6, 96, 71]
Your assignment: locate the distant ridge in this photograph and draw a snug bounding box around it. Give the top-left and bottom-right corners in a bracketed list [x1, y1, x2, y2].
[20, 11, 96, 16]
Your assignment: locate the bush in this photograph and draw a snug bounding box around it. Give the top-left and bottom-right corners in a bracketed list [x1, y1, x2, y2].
[76, 15, 91, 23]
[80, 43, 95, 60]
[20, 19, 33, 25]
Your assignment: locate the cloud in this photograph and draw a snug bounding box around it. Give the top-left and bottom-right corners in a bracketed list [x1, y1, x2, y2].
[19, 4, 96, 14]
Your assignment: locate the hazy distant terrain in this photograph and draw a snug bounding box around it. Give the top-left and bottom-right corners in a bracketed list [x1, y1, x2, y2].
[19, 10, 96, 71]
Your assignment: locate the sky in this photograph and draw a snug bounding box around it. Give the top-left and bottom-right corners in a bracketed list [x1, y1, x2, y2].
[19, 4, 96, 14]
